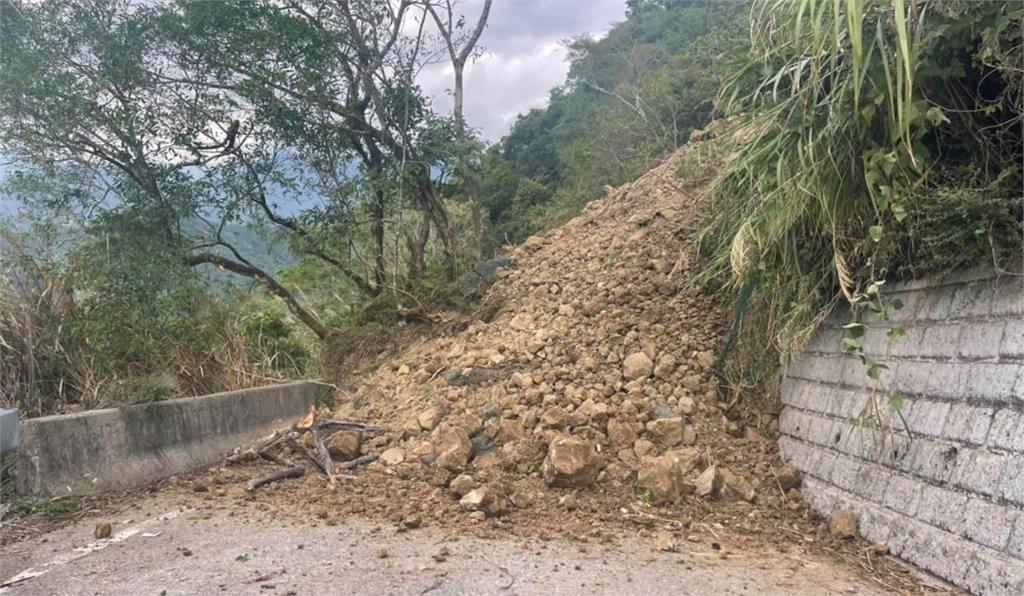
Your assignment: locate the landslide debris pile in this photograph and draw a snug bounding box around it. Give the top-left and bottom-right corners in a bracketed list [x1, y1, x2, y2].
[309, 148, 798, 529]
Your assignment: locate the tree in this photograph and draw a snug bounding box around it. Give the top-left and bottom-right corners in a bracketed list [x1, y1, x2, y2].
[0, 0, 330, 338]
[424, 0, 494, 257]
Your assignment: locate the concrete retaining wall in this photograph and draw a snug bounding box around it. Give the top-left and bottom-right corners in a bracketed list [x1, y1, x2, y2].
[16, 381, 330, 496]
[779, 268, 1024, 595]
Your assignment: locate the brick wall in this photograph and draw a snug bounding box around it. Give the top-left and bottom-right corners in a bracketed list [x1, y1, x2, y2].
[779, 268, 1024, 595]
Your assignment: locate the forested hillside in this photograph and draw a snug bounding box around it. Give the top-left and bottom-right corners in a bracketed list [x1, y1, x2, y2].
[477, 0, 748, 242]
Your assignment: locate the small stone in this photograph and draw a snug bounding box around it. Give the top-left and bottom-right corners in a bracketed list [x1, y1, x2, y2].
[870, 543, 890, 555]
[470, 432, 495, 457]
[380, 447, 406, 466]
[722, 469, 756, 502]
[655, 531, 677, 552]
[449, 474, 477, 497]
[607, 418, 638, 448]
[469, 511, 487, 522]
[418, 407, 443, 431]
[460, 488, 487, 511]
[829, 510, 858, 539]
[646, 417, 685, 449]
[94, 522, 112, 540]
[402, 514, 422, 529]
[509, 313, 533, 331]
[695, 466, 724, 498]
[777, 465, 803, 491]
[634, 438, 657, 458]
[377, 548, 389, 559]
[680, 425, 697, 446]
[650, 403, 675, 420]
[622, 352, 654, 380]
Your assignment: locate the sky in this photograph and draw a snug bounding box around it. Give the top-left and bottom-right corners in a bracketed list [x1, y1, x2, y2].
[416, 0, 627, 141]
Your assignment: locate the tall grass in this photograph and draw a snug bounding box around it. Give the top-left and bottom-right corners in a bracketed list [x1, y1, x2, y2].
[696, 0, 1022, 388]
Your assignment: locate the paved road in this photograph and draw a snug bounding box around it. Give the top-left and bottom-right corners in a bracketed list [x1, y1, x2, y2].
[0, 500, 886, 595]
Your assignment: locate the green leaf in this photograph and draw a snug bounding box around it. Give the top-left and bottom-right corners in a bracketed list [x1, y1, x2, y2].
[842, 322, 866, 338]
[842, 337, 861, 352]
[868, 225, 882, 242]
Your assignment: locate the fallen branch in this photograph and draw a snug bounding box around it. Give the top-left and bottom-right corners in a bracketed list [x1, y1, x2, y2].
[247, 466, 304, 491]
[338, 453, 378, 470]
[226, 405, 386, 490]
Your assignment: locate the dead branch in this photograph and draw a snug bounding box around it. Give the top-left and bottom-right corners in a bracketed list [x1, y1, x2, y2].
[246, 466, 304, 491]
[226, 405, 386, 490]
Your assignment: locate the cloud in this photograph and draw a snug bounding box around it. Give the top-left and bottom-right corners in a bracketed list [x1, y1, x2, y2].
[417, 0, 626, 141]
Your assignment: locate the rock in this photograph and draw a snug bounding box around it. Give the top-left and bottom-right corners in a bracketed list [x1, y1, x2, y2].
[777, 464, 803, 491]
[540, 406, 569, 429]
[623, 352, 654, 380]
[542, 435, 604, 488]
[677, 396, 695, 415]
[870, 543, 890, 555]
[417, 408, 443, 431]
[470, 432, 495, 456]
[327, 431, 362, 460]
[829, 510, 858, 539]
[633, 438, 657, 459]
[722, 469, 756, 502]
[510, 372, 533, 389]
[401, 514, 422, 529]
[94, 522, 112, 539]
[655, 531, 677, 552]
[645, 417, 685, 449]
[636, 450, 701, 504]
[695, 465, 724, 498]
[649, 403, 675, 420]
[432, 423, 473, 471]
[606, 418, 638, 449]
[681, 425, 697, 446]
[411, 441, 436, 464]
[695, 350, 716, 369]
[459, 486, 509, 517]
[680, 374, 702, 391]
[460, 488, 486, 511]
[380, 447, 406, 466]
[509, 313, 533, 331]
[449, 474, 477, 497]
[653, 354, 677, 381]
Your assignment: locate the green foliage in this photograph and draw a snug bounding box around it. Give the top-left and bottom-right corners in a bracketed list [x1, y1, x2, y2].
[8, 496, 80, 519]
[479, 1, 750, 241]
[695, 0, 1023, 387]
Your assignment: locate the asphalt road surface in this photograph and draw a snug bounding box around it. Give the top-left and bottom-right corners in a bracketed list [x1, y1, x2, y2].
[0, 498, 889, 595]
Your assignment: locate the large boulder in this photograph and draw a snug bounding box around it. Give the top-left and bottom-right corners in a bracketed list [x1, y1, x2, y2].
[636, 450, 701, 504]
[431, 423, 473, 471]
[542, 435, 604, 488]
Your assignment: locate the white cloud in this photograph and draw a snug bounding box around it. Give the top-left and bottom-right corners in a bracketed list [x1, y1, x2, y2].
[417, 0, 626, 141]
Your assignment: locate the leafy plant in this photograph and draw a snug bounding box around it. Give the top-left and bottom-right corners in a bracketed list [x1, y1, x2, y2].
[696, 0, 1023, 387]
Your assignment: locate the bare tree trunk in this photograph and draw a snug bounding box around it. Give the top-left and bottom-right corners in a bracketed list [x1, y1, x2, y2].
[371, 188, 387, 289]
[426, 0, 494, 262]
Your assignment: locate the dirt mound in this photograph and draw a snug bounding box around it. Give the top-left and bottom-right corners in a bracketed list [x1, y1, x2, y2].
[134, 147, 928, 591]
[333, 149, 764, 501]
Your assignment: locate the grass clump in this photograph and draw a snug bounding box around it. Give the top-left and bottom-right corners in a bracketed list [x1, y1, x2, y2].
[694, 0, 1022, 393]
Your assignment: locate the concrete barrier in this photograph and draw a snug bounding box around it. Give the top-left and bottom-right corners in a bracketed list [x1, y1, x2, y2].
[15, 381, 330, 496]
[779, 268, 1024, 595]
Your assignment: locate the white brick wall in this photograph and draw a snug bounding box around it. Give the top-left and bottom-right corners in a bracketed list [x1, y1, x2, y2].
[780, 269, 1024, 595]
